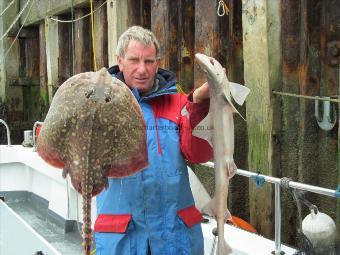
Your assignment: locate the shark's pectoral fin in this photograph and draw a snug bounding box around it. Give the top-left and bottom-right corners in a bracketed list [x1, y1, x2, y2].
[229, 82, 250, 106]
[225, 159, 237, 178]
[224, 209, 232, 222]
[202, 197, 217, 217]
[192, 112, 213, 147]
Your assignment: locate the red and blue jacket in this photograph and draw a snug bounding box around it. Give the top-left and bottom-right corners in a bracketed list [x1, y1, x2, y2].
[94, 66, 213, 255]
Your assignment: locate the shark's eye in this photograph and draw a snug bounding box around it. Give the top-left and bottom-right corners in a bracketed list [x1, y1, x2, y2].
[210, 58, 214, 65]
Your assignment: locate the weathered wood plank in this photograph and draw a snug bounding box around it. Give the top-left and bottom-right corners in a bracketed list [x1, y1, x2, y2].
[94, 0, 108, 69]
[107, 0, 128, 66]
[317, 0, 339, 236]
[20, 0, 88, 26]
[45, 17, 59, 104]
[194, 0, 218, 88]
[242, 0, 275, 237]
[151, 0, 180, 71]
[151, 0, 196, 93]
[338, 68, 340, 242]
[58, 16, 72, 83]
[0, 0, 21, 101]
[140, 0, 151, 29]
[126, 0, 150, 28]
[227, 0, 249, 222]
[177, 0, 194, 93]
[280, 0, 306, 244]
[74, 8, 92, 73]
[16, 31, 40, 130]
[39, 22, 49, 119]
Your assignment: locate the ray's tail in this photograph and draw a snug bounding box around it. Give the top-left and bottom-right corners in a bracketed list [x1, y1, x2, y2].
[82, 177, 93, 255]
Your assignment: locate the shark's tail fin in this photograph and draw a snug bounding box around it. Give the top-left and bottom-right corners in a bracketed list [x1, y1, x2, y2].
[217, 238, 233, 255]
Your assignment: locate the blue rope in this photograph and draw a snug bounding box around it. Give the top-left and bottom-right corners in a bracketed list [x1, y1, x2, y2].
[335, 185, 340, 198]
[251, 173, 265, 188]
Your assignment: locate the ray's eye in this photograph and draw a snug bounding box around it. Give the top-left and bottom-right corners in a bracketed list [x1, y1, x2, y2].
[85, 88, 95, 98]
[105, 96, 111, 103]
[104, 88, 112, 103]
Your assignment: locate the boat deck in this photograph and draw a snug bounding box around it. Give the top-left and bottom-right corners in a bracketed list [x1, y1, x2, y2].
[5, 198, 83, 255]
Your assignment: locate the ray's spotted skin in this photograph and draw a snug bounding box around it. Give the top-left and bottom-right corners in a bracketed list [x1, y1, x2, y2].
[37, 68, 148, 255]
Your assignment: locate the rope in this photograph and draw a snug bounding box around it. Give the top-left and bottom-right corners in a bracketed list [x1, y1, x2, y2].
[217, 0, 229, 16]
[0, 0, 31, 41]
[272, 91, 340, 104]
[280, 177, 292, 191]
[49, 0, 107, 23]
[0, 0, 35, 65]
[279, 178, 316, 254]
[292, 189, 315, 255]
[90, 0, 97, 71]
[0, 0, 15, 17]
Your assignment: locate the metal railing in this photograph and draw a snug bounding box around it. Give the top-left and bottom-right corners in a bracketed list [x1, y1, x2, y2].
[201, 161, 339, 255]
[0, 119, 11, 146]
[32, 121, 43, 151]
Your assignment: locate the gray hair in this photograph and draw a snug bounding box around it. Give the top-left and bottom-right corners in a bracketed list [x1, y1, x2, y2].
[115, 26, 161, 59]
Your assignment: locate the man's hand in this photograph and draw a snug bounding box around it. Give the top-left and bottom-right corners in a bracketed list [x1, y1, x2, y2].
[193, 82, 210, 103]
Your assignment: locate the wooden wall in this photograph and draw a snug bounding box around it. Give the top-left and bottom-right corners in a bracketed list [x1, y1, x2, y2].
[278, 0, 340, 244]
[1, 0, 339, 249]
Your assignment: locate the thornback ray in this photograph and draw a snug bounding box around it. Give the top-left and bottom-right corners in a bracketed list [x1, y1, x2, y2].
[37, 68, 148, 255]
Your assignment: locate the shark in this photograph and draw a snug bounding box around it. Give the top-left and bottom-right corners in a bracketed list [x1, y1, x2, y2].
[194, 53, 250, 255]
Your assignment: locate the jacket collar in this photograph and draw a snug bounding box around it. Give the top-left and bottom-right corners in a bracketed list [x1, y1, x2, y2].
[107, 65, 178, 102]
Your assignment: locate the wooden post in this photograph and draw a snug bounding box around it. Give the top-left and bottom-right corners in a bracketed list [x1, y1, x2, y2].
[338, 59, 340, 243]
[151, 0, 180, 72]
[94, 0, 108, 69]
[45, 17, 59, 104]
[0, 1, 7, 101]
[279, 0, 306, 244]
[242, 0, 280, 237]
[58, 18, 72, 83]
[151, 0, 196, 93]
[0, 0, 20, 102]
[74, 8, 92, 73]
[39, 22, 49, 118]
[126, 0, 151, 28]
[194, 0, 219, 88]
[318, 0, 340, 239]
[106, 0, 128, 67]
[177, 0, 195, 93]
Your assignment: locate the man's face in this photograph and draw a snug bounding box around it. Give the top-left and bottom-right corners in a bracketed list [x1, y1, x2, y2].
[117, 40, 160, 93]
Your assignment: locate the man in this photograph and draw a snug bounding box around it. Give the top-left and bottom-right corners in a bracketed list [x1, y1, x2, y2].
[94, 26, 213, 255]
